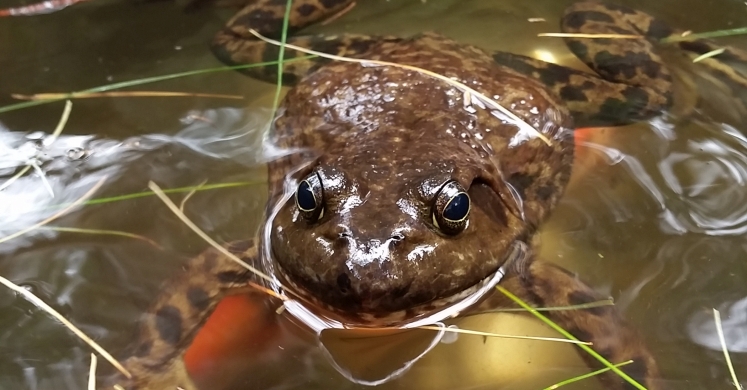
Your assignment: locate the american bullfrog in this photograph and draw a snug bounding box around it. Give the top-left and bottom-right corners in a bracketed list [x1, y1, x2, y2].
[114, 1, 747, 389]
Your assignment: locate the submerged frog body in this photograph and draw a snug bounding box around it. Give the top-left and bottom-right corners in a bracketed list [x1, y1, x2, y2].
[115, 1, 747, 389]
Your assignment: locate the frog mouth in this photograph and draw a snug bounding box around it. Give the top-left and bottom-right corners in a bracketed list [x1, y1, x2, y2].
[267, 240, 529, 333]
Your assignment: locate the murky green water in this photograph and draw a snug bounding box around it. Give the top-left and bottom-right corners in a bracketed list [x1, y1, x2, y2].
[2, 0, 747, 389]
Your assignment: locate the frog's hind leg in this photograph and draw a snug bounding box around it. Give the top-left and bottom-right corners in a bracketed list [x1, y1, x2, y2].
[211, 0, 400, 84]
[474, 260, 664, 390]
[494, 1, 683, 126]
[113, 239, 267, 390]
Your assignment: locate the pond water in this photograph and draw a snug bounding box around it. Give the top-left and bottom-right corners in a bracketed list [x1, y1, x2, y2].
[2, 0, 747, 389]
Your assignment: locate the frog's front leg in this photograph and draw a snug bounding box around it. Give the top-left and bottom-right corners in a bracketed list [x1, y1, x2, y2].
[211, 0, 401, 84]
[476, 260, 663, 390]
[113, 239, 265, 390]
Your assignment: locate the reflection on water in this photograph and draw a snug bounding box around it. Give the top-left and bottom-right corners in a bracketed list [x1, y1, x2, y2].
[2, 0, 747, 389]
[689, 296, 747, 353]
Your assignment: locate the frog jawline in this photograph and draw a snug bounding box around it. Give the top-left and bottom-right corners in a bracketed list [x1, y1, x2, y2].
[274, 241, 528, 334]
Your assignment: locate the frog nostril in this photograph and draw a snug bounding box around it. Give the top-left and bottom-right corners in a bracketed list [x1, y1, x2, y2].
[391, 233, 405, 242]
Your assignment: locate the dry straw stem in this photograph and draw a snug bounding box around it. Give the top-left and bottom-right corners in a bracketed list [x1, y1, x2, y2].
[0, 275, 131, 378]
[179, 179, 208, 212]
[692, 48, 726, 63]
[417, 325, 591, 345]
[0, 99, 72, 193]
[538, 33, 641, 39]
[88, 353, 97, 390]
[13, 91, 244, 100]
[714, 309, 743, 390]
[248, 29, 552, 146]
[147, 181, 275, 285]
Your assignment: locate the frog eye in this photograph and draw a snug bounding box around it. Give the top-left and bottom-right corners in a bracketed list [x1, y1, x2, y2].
[295, 172, 324, 221]
[432, 181, 470, 235]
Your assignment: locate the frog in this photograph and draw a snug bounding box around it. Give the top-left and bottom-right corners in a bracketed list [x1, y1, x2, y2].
[112, 1, 747, 389]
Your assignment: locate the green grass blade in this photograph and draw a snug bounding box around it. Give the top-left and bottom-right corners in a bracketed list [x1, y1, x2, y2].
[544, 360, 633, 389]
[270, 0, 295, 117]
[661, 27, 747, 43]
[38, 226, 162, 249]
[0, 56, 314, 114]
[38, 181, 263, 211]
[496, 286, 648, 390]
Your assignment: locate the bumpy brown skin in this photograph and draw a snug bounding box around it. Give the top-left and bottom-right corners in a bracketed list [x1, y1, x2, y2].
[109, 1, 747, 389]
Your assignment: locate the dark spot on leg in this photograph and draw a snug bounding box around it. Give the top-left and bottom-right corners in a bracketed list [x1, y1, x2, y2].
[133, 341, 152, 357]
[646, 19, 674, 39]
[535, 185, 554, 201]
[566, 40, 589, 61]
[281, 72, 299, 85]
[563, 11, 615, 30]
[507, 173, 535, 201]
[537, 65, 572, 87]
[346, 38, 376, 56]
[296, 3, 317, 16]
[236, 9, 284, 35]
[559, 85, 589, 102]
[216, 270, 248, 284]
[155, 306, 183, 346]
[493, 52, 541, 78]
[678, 40, 713, 55]
[594, 50, 637, 80]
[186, 287, 210, 311]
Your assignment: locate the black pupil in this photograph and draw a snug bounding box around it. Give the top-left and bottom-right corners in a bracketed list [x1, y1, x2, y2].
[296, 180, 317, 211]
[443, 192, 469, 221]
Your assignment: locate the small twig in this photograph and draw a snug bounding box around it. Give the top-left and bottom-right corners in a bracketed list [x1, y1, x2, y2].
[417, 325, 591, 345]
[0, 176, 107, 245]
[87, 353, 97, 390]
[147, 181, 275, 284]
[538, 33, 641, 39]
[179, 180, 207, 212]
[545, 360, 634, 389]
[249, 29, 552, 146]
[0, 275, 130, 378]
[714, 309, 743, 390]
[12, 91, 244, 100]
